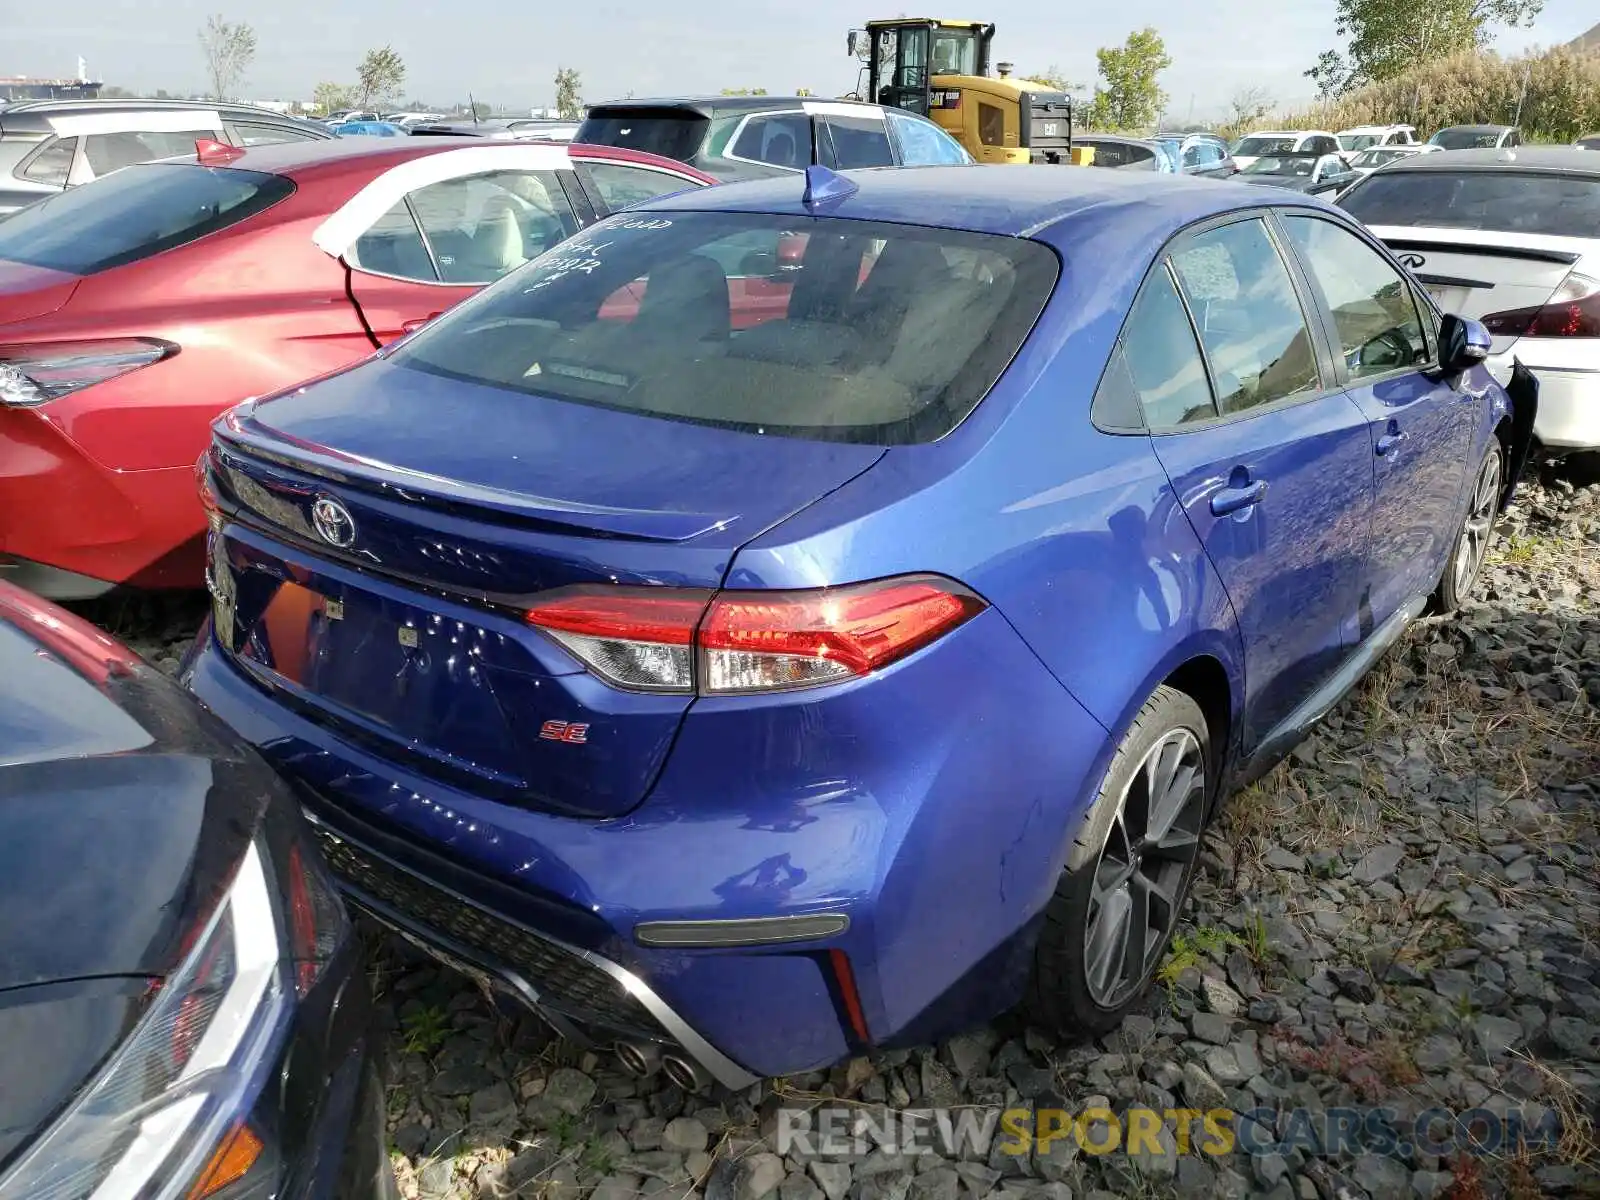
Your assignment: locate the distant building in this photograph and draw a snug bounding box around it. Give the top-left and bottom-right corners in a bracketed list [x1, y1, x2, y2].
[0, 76, 103, 102]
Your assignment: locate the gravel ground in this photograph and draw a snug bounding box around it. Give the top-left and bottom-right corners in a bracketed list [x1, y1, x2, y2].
[84, 471, 1600, 1200]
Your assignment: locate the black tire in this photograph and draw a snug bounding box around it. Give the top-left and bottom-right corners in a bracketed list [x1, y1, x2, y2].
[1432, 439, 1504, 614]
[1560, 450, 1600, 488]
[1021, 685, 1211, 1039]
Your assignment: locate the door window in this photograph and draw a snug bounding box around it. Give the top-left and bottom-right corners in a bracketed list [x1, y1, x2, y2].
[82, 130, 217, 177]
[404, 170, 579, 284]
[729, 113, 811, 169]
[977, 102, 1005, 147]
[1169, 218, 1321, 415]
[1282, 216, 1428, 379]
[1120, 263, 1217, 429]
[820, 115, 895, 169]
[583, 161, 702, 211]
[20, 137, 76, 185]
[887, 110, 970, 164]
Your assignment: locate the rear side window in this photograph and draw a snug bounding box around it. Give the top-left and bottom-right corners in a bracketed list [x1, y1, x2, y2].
[82, 129, 217, 177]
[20, 137, 76, 186]
[888, 111, 970, 165]
[391, 211, 1059, 445]
[1341, 170, 1600, 237]
[0, 163, 292, 275]
[584, 161, 702, 210]
[1121, 265, 1216, 428]
[729, 114, 811, 169]
[575, 111, 708, 162]
[229, 121, 319, 146]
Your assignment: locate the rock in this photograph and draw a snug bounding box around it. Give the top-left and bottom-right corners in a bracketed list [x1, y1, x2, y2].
[808, 1161, 851, 1200]
[943, 1032, 993, 1080]
[1473, 1015, 1526, 1057]
[1352, 1154, 1410, 1197]
[418, 1159, 455, 1200]
[910, 1168, 960, 1200]
[1126, 1120, 1177, 1178]
[1351, 844, 1407, 883]
[952, 1162, 1000, 1195]
[1199, 976, 1244, 1016]
[632, 1117, 667, 1151]
[920, 1057, 961, 1107]
[593, 1175, 644, 1200]
[393, 1122, 430, 1159]
[1181, 1062, 1228, 1109]
[1191, 1012, 1232, 1045]
[781, 1171, 824, 1200]
[1247, 999, 1281, 1024]
[1264, 847, 1306, 872]
[1412, 1170, 1453, 1199]
[544, 1068, 598, 1115]
[1203, 1046, 1247, 1086]
[739, 1153, 787, 1200]
[1253, 1154, 1289, 1189]
[469, 1081, 518, 1127]
[663, 1117, 710, 1154]
[433, 1064, 497, 1096]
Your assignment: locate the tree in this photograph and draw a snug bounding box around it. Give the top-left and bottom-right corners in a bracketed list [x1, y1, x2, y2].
[796, 87, 814, 97]
[197, 15, 256, 102]
[1308, 0, 1544, 92]
[1023, 65, 1083, 92]
[313, 81, 355, 115]
[1228, 85, 1276, 128]
[1083, 28, 1171, 131]
[356, 46, 406, 109]
[554, 67, 584, 120]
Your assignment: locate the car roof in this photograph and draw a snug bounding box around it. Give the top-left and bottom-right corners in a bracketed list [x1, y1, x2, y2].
[637, 163, 1322, 239]
[0, 97, 308, 133]
[1339, 124, 1414, 132]
[585, 95, 880, 115]
[1376, 146, 1600, 173]
[1241, 130, 1330, 138]
[1436, 124, 1513, 133]
[174, 134, 712, 182]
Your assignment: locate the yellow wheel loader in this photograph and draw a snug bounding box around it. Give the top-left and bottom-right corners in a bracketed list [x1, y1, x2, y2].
[846, 19, 1090, 165]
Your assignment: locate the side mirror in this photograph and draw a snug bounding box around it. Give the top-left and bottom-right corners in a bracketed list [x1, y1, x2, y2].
[1437, 313, 1492, 373]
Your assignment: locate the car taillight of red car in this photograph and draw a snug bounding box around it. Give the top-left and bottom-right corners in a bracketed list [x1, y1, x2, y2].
[0, 338, 177, 407]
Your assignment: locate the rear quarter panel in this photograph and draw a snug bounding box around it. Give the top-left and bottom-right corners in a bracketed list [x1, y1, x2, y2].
[6, 192, 370, 474]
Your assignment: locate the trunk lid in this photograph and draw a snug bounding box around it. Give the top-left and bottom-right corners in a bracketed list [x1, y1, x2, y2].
[1369, 224, 1588, 354]
[0, 260, 79, 327]
[209, 359, 883, 818]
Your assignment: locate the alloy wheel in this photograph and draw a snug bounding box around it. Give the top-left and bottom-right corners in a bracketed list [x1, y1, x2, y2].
[1454, 450, 1502, 599]
[1083, 728, 1206, 1007]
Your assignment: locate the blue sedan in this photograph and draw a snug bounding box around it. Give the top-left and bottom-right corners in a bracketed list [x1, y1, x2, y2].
[182, 164, 1534, 1084]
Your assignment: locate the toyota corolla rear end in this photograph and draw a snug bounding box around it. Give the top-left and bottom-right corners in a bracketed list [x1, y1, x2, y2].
[181, 194, 1107, 1081]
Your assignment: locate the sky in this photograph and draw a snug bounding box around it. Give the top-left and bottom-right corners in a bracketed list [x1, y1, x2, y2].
[3, 0, 1594, 119]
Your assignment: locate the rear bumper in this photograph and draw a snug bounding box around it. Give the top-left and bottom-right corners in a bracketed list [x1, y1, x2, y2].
[182, 601, 1113, 1079]
[1488, 356, 1600, 451]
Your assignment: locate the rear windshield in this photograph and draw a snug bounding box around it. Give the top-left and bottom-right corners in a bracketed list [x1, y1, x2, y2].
[575, 110, 708, 162]
[1339, 169, 1600, 237]
[390, 210, 1059, 445]
[1236, 136, 1295, 155]
[0, 162, 291, 275]
[1430, 128, 1504, 149]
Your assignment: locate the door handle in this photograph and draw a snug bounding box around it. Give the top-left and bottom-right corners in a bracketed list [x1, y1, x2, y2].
[402, 312, 443, 333]
[1375, 430, 1410, 455]
[1210, 479, 1267, 516]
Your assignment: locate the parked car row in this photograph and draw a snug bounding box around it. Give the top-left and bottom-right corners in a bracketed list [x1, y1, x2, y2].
[0, 85, 1578, 1200]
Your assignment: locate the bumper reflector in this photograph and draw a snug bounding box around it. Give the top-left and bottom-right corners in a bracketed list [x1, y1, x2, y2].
[634, 913, 850, 948]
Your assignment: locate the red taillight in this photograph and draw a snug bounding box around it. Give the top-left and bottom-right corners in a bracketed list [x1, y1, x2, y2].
[284, 838, 346, 998]
[0, 338, 177, 408]
[524, 576, 984, 695]
[1482, 272, 1600, 338]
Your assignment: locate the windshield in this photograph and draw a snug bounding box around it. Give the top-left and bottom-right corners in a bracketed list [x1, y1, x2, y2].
[1235, 136, 1295, 156]
[1430, 128, 1505, 149]
[0, 163, 292, 275]
[574, 110, 708, 162]
[1340, 169, 1600, 236]
[930, 27, 981, 76]
[1339, 134, 1381, 151]
[389, 211, 1059, 445]
[1351, 148, 1407, 167]
[1243, 156, 1315, 177]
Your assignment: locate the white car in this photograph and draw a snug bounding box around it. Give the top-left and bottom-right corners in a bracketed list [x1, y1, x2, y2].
[1339, 147, 1600, 461]
[1337, 124, 1418, 152]
[1231, 129, 1341, 171]
[1345, 143, 1440, 178]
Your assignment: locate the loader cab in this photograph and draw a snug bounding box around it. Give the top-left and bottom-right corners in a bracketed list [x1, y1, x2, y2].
[852, 19, 993, 118]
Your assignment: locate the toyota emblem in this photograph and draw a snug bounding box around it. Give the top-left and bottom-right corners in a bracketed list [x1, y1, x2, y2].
[1398, 252, 1427, 269]
[311, 496, 356, 548]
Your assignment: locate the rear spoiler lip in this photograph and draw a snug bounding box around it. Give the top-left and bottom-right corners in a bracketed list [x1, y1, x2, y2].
[1378, 236, 1580, 267]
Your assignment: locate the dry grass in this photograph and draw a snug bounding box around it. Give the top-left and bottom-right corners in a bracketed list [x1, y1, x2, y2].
[1221, 46, 1600, 144]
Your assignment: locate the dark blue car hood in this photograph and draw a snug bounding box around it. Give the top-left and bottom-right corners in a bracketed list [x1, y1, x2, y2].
[228, 358, 886, 549]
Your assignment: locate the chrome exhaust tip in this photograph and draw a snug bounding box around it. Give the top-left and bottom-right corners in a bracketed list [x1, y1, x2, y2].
[614, 1040, 662, 1077]
[661, 1053, 710, 1093]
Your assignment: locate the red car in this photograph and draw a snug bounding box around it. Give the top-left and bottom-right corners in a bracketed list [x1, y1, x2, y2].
[0, 136, 715, 599]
